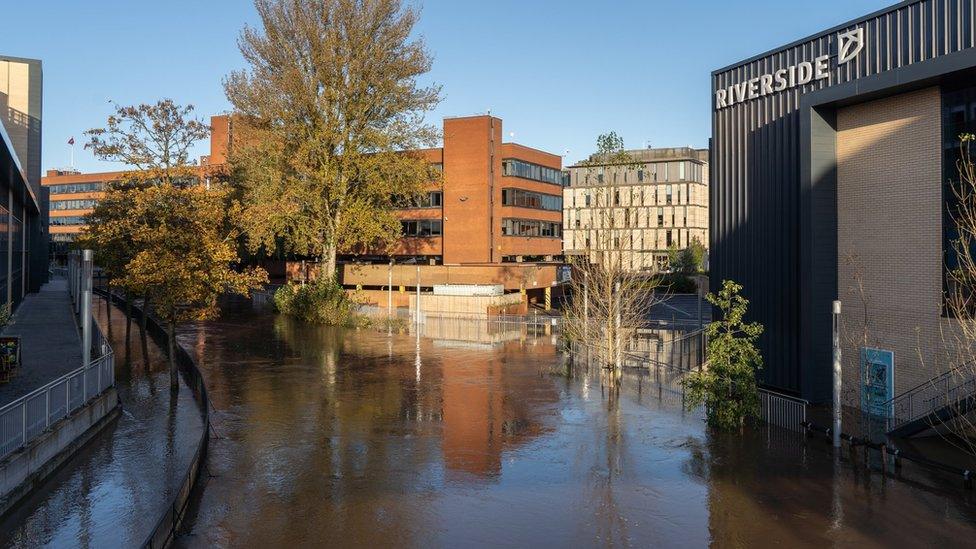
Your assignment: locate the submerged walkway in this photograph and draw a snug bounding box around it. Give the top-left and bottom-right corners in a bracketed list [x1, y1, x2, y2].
[0, 277, 83, 406]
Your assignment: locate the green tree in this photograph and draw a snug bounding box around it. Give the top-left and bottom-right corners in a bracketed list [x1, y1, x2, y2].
[684, 280, 764, 430]
[668, 237, 706, 274]
[225, 0, 441, 279]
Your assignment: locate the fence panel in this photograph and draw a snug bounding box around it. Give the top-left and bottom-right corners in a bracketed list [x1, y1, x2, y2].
[758, 389, 808, 432]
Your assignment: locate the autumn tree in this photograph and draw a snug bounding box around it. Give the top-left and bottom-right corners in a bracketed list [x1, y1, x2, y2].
[83, 99, 266, 390]
[562, 132, 660, 378]
[121, 184, 266, 389]
[225, 0, 441, 278]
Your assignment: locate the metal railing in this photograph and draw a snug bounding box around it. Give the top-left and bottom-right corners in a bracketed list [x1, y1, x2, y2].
[0, 345, 114, 461]
[758, 388, 808, 433]
[0, 252, 118, 462]
[884, 360, 976, 432]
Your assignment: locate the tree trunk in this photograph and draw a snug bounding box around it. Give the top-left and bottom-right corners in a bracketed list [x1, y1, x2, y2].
[168, 319, 179, 392]
[125, 292, 132, 343]
[140, 295, 150, 335]
[323, 240, 338, 281]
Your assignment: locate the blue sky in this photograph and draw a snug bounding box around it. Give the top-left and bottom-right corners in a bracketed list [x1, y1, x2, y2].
[2, 0, 892, 173]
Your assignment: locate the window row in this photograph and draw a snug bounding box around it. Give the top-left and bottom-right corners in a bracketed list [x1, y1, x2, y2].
[570, 183, 703, 208]
[502, 159, 564, 186]
[396, 191, 442, 209]
[51, 199, 98, 211]
[565, 206, 703, 229]
[501, 218, 562, 238]
[401, 219, 442, 237]
[573, 161, 703, 186]
[501, 188, 562, 211]
[50, 216, 87, 226]
[47, 182, 106, 195]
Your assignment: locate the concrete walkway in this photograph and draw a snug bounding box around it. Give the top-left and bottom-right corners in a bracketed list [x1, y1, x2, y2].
[0, 277, 83, 407]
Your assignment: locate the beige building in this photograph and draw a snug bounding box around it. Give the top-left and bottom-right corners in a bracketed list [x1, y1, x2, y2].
[562, 147, 708, 271]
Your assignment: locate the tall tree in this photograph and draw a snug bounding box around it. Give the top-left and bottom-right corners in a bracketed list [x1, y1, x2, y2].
[225, 0, 441, 278]
[85, 99, 210, 186]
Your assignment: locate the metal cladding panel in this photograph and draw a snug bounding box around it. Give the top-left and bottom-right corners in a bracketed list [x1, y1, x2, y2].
[711, 0, 976, 395]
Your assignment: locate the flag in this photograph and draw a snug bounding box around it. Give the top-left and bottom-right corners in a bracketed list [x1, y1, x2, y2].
[67, 137, 74, 146]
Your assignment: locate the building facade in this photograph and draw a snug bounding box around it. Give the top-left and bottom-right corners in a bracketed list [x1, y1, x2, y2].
[712, 0, 976, 403]
[341, 115, 566, 303]
[0, 55, 46, 305]
[563, 147, 708, 271]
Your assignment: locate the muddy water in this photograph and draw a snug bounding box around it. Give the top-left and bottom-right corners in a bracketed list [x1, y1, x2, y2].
[0, 299, 204, 548]
[173, 301, 976, 548]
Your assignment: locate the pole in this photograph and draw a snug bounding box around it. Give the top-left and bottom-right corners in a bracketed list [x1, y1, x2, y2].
[583, 270, 589, 341]
[614, 281, 621, 372]
[697, 278, 703, 329]
[416, 265, 421, 327]
[81, 250, 93, 396]
[832, 299, 842, 449]
[388, 261, 393, 322]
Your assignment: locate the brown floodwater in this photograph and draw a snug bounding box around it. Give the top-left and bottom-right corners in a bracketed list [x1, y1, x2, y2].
[169, 300, 976, 548]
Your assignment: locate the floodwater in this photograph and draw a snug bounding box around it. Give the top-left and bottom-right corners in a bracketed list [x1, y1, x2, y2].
[3, 296, 976, 547]
[170, 300, 976, 548]
[0, 299, 204, 548]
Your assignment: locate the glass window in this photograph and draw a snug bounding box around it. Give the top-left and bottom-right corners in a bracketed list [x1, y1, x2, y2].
[47, 181, 107, 195]
[666, 185, 673, 205]
[501, 218, 562, 238]
[51, 199, 98, 210]
[502, 159, 564, 186]
[501, 188, 562, 211]
[400, 219, 442, 237]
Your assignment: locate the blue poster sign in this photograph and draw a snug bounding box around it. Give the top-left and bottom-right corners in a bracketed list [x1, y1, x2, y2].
[861, 347, 894, 418]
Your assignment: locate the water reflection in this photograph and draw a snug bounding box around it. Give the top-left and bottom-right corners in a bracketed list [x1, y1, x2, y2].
[173, 301, 976, 547]
[0, 299, 204, 548]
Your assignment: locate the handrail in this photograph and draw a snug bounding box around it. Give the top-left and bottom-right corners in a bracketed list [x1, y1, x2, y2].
[883, 358, 976, 407]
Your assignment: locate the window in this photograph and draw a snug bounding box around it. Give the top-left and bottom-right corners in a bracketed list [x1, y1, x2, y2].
[501, 218, 562, 238]
[657, 207, 664, 226]
[50, 216, 87, 226]
[401, 219, 442, 237]
[637, 169, 644, 182]
[575, 219, 580, 228]
[666, 230, 673, 247]
[502, 159, 564, 186]
[666, 185, 673, 205]
[679, 162, 686, 181]
[396, 191, 441, 208]
[51, 199, 98, 210]
[47, 182, 106, 194]
[613, 190, 620, 206]
[501, 188, 562, 211]
[585, 194, 591, 207]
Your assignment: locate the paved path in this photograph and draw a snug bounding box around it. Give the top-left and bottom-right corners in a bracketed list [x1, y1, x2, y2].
[0, 277, 82, 407]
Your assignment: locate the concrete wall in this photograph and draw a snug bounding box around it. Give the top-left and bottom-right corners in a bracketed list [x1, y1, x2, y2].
[410, 292, 524, 317]
[0, 387, 119, 516]
[836, 87, 948, 403]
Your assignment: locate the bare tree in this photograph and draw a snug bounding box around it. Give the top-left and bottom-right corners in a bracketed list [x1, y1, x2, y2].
[562, 133, 660, 379]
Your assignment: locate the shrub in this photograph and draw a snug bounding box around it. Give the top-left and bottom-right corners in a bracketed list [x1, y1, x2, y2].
[657, 273, 698, 294]
[273, 279, 360, 326]
[684, 280, 764, 430]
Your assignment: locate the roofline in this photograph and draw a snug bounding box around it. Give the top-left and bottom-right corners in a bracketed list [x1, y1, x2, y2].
[501, 142, 562, 160]
[712, 0, 923, 76]
[0, 55, 41, 66]
[42, 169, 134, 182]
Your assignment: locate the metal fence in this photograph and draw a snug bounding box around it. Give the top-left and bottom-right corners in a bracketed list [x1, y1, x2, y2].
[0, 346, 114, 461]
[758, 388, 808, 433]
[0, 253, 117, 461]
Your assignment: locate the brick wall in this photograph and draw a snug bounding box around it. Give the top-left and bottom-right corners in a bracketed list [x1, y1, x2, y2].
[836, 86, 950, 404]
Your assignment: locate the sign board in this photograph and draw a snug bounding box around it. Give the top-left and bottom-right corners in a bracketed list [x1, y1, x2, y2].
[557, 265, 571, 283]
[715, 26, 865, 110]
[860, 347, 894, 418]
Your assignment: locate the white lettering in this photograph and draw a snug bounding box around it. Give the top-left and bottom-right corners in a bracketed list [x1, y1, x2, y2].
[732, 82, 749, 104]
[716, 88, 728, 108]
[814, 54, 830, 80]
[773, 69, 788, 91]
[797, 62, 813, 85]
[747, 77, 760, 99]
[788, 65, 797, 87]
[760, 74, 774, 95]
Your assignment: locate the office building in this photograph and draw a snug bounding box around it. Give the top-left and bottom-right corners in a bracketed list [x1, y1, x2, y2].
[563, 147, 708, 271]
[712, 0, 976, 404]
[341, 115, 566, 311]
[0, 55, 46, 305]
